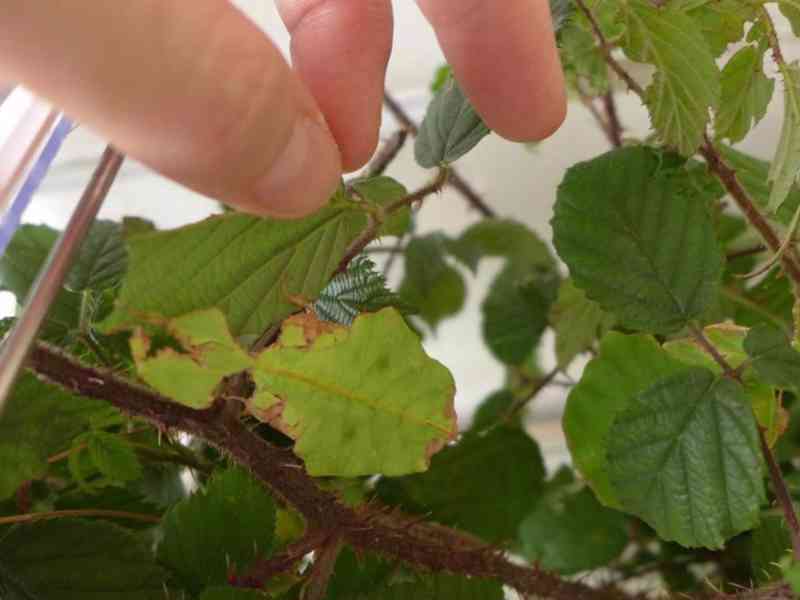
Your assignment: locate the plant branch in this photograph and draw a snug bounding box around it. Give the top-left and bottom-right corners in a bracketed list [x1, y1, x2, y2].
[760, 430, 800, 561]
[689, 323, 736, 375]
[367, 130, 408, 177]
[383, 92, 497, 218]
[601, 91, 624, 147]
[574, 0, 645, 98]
[503, 367, 561, 423]
[0, 509, 160, 526]
[28, 343, 630, 600]
[233, 528, 330, 588]
[727, 244, 767, 261]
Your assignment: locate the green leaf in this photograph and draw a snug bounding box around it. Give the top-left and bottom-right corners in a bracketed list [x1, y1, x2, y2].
[780, 1, 800, 37]
[718, 145, 800, 226]
[745, 324, 800, 389]
[103, 206, 367, 337]
[199, 588, 267, 600]
[784, 561, 800, 594]
[608, 368, 765, 548]
[250, 309, 456, 476]
[377, 427, 545, 543]
[716, 45, 774, 143]
[64, 220, 128, 293]
[620, 0, 720, 154]
[769, 62, 800, 213]
[348, 176, 410, 237]
[453, 219, 556, 272]
[315, 256, 414, 326]
[399, 235, 466, 330]
[86, 431, 143, 484]
[563, 332, 686, 508]
[131, 309, 253, 409]
[751, 513, 793, 584]
[415, 75, 491, 168]
[360, 574, 503, 600]
[0, 519, 170, 599]
[0, 224, 81, 342]
[550, 279, 615, 368]
[482, 261, 558, 364]
[560, 20, 609, 95]
[675, 0, 752, 56]
[158, 467, 276, 592]
[552, 146, 724, 334]
[327, 547, 392, 599]
[518, 486, 628, 574]
[0, 374, 110, 499]
[470, 389, 516, 431]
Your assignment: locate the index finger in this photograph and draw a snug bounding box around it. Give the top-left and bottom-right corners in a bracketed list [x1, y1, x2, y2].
[417, 0, 566, 141]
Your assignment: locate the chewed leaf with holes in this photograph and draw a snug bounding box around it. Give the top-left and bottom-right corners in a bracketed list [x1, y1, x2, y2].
[608, 368, 764, 548]
[251, 309, 457, 476]
[102, 205, 367, 337]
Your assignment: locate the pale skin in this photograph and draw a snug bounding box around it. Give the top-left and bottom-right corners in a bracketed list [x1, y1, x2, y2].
[0, 1, 566, 217]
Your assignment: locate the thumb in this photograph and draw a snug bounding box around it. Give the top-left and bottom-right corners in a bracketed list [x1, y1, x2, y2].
[0, 1, 342, 217]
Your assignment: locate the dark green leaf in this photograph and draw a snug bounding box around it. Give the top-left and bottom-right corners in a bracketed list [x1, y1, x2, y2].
[399, 235, 465, 329]
[552, 146, 724, 334]
[103, 206, 367, 337]
[64, 220, 128, 293]
[470, 389, 516, 431]
[453, 219, 556, 272]
[550, 278, 614, 368]
[158, 467, 276, 592]
[716, 45, 774, 143]
[327, 547, 392, 599]
[87, 431, 143, 484]
[744, 324, 800, 389]
[608, 368, 765, 548]
[415, 76, 491, 168]
[518, 486, 628, 574]
[563, 332, 687, 508]
[377, 427, 545, 543]
[0, 374, 109, 499]
[0, 519, 170, 599]
[360, 574, 502, 600]
[751, 513, 793, 584]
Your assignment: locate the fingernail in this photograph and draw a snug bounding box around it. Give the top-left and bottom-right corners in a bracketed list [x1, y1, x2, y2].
[253, 116, 341, 217]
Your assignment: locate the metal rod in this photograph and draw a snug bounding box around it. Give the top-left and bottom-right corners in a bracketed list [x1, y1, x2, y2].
[0, 146, 124, 413]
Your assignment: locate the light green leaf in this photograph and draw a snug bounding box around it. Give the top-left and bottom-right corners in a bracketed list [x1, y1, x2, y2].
[348, 176, 411, 237]
[780, 1, 800, 37]
[563, 332, 687, 508]
[103, 206, 367, 337]
[675, 0, 753, 56]
[621, 0, 720, 154]
[769, 62, 800, 213]
[752, 513, 793, 584]
[608, 368, 764, 548]
[553, 146, 724, 333]
[550, 279, 614, 368]
[718, 145, 800, 226]
[376, 427, 545, 543]
[518, 486, 628, 574]
[784, 561, 800, 594]
[0, 224, 81, 342]
[64, 220, 128, 293]
[745, 323, 800, 389]
[415, 75, 491, 168]
[0, 374, 110, 499]
[199, 588, 267, 600]
[399, 234, 466, 330]
[716, 45, 774, 143]
[560, 21, 609, 95]
[251, 309, 456, 476]
[0, 519, 171, 599]
[86, 431, 143, 484]
[158, 467, 276, 592]
[361, 574, 503, 600]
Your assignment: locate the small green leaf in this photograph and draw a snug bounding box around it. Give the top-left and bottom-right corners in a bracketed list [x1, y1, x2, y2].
[470, 389, 516, 431]
[0, 374, 110, 499]
[752, 513, 793, 584]
[377, 427, 545, 543]
[518, 486, 628, 574]
[86, 431, 143, 484]
[768, 62, 800, 213]
[550, 279, 614, 368]
[780, 1, 800, 37]
[553, 146, 724, 334]
[103, 206, 367, 337]
[453, 219, 556, 271]
[716, 45, 774, 143]
[784, 560, 800, 593]
[64, 220, 128, 293]
[621, 0, 720, 154]
[675, 0, 753, 56]
[158, 467, 276, 592]
[348, 176, 411, 237]
[560, 20, 609, 95]
[745, 324, 800, 389]
[0, 519, 170, 599]
[608, 368, 765, 548]
[415, 75, 491, 168]
[361, 574, 503, 600]
[399, 235, 466, 330]
[563, 332, 687, 508]
[327, 547, 392, 599]
[251, 309, 457, 476]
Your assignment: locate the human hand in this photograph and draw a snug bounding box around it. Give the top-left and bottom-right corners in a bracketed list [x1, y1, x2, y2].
[0, 1, 565, 217]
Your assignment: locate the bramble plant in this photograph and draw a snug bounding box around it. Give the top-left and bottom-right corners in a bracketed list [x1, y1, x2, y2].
[8, 1, 800, 598]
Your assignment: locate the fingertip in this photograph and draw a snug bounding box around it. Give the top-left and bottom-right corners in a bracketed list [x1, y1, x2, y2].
[487, 83, 568, 142]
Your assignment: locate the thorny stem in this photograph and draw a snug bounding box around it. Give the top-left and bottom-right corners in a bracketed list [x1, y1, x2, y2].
[234, 529, 330, 588]
[383, 92, 497, 218]
[0, 509, 161, 526]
